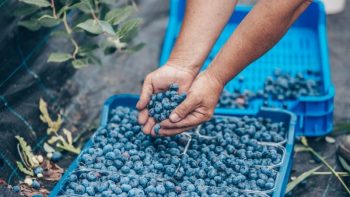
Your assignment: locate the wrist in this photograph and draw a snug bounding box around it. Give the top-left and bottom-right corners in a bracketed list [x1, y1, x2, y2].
[205, 66, 227, 89]
[165, 58, 202, 77]
[203, 69, 225, 92]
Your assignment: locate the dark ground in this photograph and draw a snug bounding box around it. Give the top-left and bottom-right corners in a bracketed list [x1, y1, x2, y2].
[1, 0, 350, 196]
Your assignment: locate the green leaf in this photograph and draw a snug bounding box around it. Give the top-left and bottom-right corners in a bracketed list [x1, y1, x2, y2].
[99, 20, 116, 36]
[117, 18, 142, 39]
[38, 15, 61, 27]
[18, 20, 41, 31]
[16, 161, 34, 176]
[76, 19, 102, 34]
[13, 4, 39, 17]
[43, 143, 55, 153]
[286, 165, 322, 194]
[78, 44, 99, 55]
[105, 6, 134, 25]
[72, 58, 89, 69]
[48, 53, 72, 63]
[50, 30, 70, 38]
[70, 0, 92, 13]
[19, 0, 51, 7]
[339, 156, 350, 174]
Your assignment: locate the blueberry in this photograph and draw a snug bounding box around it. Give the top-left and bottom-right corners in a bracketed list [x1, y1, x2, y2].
[164, 181, 175, 191]
[156, 184, 166, 194]
[12, 185, 20, 193]
[97, 181, 109, 192]
[265, 181, 274, 189]
[32, 180, 40, 190]
[103, 144, 113, 153]
[86, 186, 95, 196]
[175, 186, 182, 194]
[120, 184, 131, 192]
[111, 185, 122, 194]
[121, 166, 130, 174]
[34, 167, 43, 175]
[145, 185, 156, 194]
[82, 154, 94, 165]
[51, 151, 62, 162]
[105, 152, 116, 160]
[151, 124, 161, 136]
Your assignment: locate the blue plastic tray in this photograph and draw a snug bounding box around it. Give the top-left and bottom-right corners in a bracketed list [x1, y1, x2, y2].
[50, 94, 296, 197]
[160, 0, 334, 136]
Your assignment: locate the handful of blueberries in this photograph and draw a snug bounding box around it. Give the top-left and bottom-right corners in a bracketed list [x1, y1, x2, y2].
[147, 83, 186, 135]
[60, 105, 286, 196]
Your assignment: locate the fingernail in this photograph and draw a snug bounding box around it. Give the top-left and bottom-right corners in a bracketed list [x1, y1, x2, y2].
[136, 101, 140, 108]
[170, 113, 180, 122]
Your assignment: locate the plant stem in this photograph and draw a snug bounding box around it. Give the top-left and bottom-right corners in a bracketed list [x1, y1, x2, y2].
[63, 11, 79, 59]
[312, 171, 350, 176]
[50, 0, 57, 18]
[89, 3, 99, 21]
[95, 0, 100, 18]
[308, 147, 350, 194]
[63, 12, 72, 34]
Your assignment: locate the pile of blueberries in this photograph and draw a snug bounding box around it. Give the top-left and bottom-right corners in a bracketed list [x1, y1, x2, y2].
[147, 83, 186, 123]
[147, 83, 186, 135]
[217, 89, 255, 109]
[263, 70, 321, 100]
[217, 69, 322, 109]
[60, 105, 286, 196]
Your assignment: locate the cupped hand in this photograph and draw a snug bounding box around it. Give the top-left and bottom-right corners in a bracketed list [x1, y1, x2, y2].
[136, 64, 198, 135]
[157, 71, 224, 136]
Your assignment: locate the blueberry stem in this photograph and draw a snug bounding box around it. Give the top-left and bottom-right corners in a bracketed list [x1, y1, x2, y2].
[194, 125, 217, 140]
[181, 133, 192, 156]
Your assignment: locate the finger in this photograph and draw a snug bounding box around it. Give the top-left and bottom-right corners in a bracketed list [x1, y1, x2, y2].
[138, 109, 149, 125]
[136, 76, 153, 110]
[157, 126, 196, 137]
[142, 118, 156, 135]
[169, 95, 199, 123]
[161, 112, 205, 129]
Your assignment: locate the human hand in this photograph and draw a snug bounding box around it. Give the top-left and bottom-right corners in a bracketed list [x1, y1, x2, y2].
[157, 71, 224, 136]
[136, 64, 198, 135]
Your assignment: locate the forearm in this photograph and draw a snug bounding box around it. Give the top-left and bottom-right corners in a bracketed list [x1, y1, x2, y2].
[168, 0, 237, 75]
[207, 0, 312, 85]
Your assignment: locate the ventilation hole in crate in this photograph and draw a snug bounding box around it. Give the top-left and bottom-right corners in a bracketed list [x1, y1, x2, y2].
[0, 159, 4, 168]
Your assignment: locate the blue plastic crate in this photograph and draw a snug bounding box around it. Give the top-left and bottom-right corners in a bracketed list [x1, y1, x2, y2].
[50, 94, 296, 197]
[160, 0, 334, 136]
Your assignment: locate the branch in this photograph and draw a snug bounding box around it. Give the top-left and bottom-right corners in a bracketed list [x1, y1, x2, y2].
[50, 0, 57, 18]
[63, 11, 79, 59]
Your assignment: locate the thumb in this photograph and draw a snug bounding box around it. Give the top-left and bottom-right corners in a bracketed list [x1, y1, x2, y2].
[169, 94, 198, 123]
